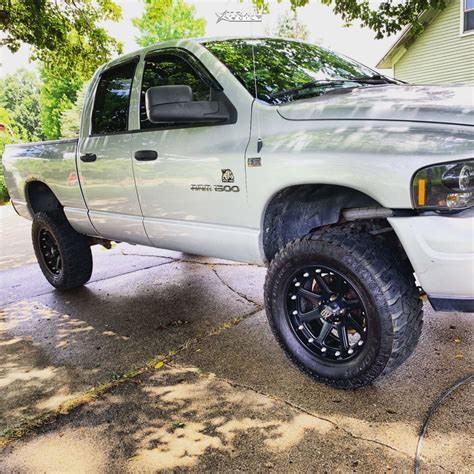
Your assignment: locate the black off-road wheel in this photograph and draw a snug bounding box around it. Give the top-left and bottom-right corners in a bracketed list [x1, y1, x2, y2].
[32, 211, 93, 290]
[265, 225, 423, 389]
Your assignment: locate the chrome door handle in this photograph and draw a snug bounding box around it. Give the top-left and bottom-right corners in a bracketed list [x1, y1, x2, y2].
[134, 150, 158, 161]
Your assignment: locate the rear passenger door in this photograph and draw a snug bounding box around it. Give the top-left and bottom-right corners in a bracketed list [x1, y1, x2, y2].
[77, 59, 149, 245]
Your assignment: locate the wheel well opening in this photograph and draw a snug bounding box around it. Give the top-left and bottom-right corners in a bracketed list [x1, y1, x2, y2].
[263, 184, 378, 261]
[262, 184, 413, 275]
[26, 181, 62, 215]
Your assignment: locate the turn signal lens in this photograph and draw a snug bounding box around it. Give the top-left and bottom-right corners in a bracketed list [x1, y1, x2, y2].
[417, 179, 426, 206]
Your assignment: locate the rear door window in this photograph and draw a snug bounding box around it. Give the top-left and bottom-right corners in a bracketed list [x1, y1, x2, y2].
[91, 61, 137, 135]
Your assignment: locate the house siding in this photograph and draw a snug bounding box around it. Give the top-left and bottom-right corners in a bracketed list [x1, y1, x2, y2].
[394, 0, 474, 84]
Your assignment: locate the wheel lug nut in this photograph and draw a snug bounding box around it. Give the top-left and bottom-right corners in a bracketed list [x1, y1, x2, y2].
[308, 338, 314, 343]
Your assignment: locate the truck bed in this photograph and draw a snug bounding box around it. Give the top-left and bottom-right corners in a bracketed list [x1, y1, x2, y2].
[2, 138, 85, 221]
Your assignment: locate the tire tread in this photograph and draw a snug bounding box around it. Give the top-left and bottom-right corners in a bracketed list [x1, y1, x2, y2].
[32, 211, 92, 290]
[264, 224, 423, 389]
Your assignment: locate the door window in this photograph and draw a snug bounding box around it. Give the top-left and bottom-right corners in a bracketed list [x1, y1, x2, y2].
[91, 61, 137, 135]
[140, 53, 211, 129]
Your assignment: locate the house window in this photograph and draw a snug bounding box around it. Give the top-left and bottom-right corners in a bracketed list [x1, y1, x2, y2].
[463, 0, 474, 32]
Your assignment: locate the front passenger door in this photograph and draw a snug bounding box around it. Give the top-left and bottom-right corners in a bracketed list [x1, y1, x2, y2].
[131, 50, 250, 258]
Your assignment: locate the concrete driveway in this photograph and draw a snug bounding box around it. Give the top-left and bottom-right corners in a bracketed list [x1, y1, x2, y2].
[0, 204, 472, 472]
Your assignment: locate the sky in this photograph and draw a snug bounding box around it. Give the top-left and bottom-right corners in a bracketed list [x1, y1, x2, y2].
[0, 0, 401, 77]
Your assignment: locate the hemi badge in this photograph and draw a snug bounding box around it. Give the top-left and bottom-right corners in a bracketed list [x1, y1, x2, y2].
[247, 157, 261, 167]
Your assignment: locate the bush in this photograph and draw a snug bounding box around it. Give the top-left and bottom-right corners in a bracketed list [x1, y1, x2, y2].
[0, 178, 9, 204]
[0, 136, 11, 204]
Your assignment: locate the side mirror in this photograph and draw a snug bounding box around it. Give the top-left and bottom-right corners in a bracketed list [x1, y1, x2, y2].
[145, 85, 229, 124]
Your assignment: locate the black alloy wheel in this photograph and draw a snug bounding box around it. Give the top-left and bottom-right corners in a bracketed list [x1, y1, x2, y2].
[32, 211, 93, 290]
[38, 227, 62, 275]
[286, 265, 367, 362]
[265, 224, 423, 389]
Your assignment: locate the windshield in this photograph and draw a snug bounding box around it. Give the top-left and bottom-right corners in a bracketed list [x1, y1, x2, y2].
[203, 38, 381, 104]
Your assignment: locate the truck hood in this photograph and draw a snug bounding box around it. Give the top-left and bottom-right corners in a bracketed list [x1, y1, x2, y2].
[277, 85, 474, 126]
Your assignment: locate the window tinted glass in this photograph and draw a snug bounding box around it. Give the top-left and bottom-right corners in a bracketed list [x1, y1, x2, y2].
[140, 53, 211, 128]
[465, 11, 474, 31]
[204, 39, 377, 104]
[91, 62, 136, 135]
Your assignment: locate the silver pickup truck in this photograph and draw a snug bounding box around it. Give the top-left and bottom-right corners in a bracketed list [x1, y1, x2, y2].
[3, 37, 473, 388]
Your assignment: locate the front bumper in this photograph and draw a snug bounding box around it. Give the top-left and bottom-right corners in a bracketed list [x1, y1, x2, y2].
[388, 209, 474, 313]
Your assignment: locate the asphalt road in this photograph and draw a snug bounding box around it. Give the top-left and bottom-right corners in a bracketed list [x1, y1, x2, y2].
[0, 204, 472, 472]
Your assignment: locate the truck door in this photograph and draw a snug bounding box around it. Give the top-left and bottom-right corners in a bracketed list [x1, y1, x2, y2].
[131, 49, 254, 261]
[77, 59, 150, 245]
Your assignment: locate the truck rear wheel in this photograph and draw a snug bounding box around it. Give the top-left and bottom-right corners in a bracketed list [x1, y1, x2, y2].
[32, 211, 93, 290]
[264, 224, 423, 389]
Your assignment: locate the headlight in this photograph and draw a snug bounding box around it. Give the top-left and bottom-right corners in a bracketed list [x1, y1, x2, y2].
[412, 160, 473, 210]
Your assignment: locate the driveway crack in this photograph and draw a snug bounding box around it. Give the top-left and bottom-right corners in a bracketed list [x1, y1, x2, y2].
[120, 251, 249, 267]
[215, 377, 411, 459]
[212, 268, 263, 308]
[210, 377, 452, 472]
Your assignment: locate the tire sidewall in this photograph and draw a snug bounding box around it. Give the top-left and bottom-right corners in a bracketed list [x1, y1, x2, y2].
[266, 237, 395, 384]
[32, 215, 66, 287]
[32, 211, 92, 290]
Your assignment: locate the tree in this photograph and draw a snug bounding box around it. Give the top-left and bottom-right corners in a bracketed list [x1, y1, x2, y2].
[133, 0, 206, 47]
[0, 69, 43, 141]
[0, 107, 28, 202]
[1, 1, 124, 140]
[61, 83, 88, 138]
[0, 0, 123, 78]
[39, 63, 84, 140]
[253, 0, 447, 38]
[271, 11, 309, 40]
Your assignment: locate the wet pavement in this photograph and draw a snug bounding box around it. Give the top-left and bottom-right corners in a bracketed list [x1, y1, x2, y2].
[0, 204, 472, 472]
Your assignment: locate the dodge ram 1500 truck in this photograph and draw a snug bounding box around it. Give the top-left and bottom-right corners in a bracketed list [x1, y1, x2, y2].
[3, 37, 473, 388]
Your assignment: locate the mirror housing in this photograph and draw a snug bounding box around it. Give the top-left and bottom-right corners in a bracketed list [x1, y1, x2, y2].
[145, 85, 229, 124]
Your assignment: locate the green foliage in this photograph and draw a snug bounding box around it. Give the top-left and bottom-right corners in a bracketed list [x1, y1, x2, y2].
[61, 83, 88, 139]
[1, 1, 124, 140]
[0, 0, 123, 78]
[39, 63, 84, 140]
[0, 107, 28, 203]
[0, 69, 43, 141]
[272, 11, 309, 40]
[253, 0, 447, 38]
[133, 0, 206, 47]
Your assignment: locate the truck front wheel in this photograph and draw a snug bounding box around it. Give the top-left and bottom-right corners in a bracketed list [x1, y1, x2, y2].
[32, 211, 93, 290]
[264, 225, 423, 389]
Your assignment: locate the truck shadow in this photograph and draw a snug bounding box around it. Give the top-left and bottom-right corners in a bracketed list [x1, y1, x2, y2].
[1, 258, 472, 471]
